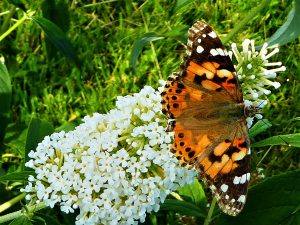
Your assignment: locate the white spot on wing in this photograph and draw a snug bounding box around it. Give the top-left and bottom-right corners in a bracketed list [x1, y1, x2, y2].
[190, 28, 199, 34]
[196, 46, 204, 53]
[225, 195, 229, 200]
[208, 31, 217, 38]
[202, 34, 206, 38]
[238, 195, 246, 203]
[240, 174, 247, 184]
[216, 48, 225, 56]
[210, 49, 219, 56]
[247, 173, 251, 181]
[231, 198, 236, 203]
[247, 148, 251, 155]
[233, 176, 241, 185]
[197, 38, 202, 43]
[220, 184, 229, 192]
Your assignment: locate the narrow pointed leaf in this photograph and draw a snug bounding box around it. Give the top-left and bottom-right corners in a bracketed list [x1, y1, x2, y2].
[160, 199, 206, 218]
[131, 32, 164, 72]
[251, 133, 300, 147]
[0, 171, 35, 182]
[32, 16, 80, 66]
[267, 0, 300, 47]
[249, 119, 271, 138]
[24, 118, 54, 165]
[0, 61, 12, 143]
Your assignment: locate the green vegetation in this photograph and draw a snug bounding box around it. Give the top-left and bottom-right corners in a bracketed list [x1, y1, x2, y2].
[0, 0, 299, 224]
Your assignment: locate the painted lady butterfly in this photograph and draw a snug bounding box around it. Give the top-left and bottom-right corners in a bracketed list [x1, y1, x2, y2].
[161, 21, 259, 216]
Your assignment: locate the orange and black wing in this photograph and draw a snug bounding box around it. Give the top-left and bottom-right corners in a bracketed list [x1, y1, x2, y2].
[161, 21, 251, 216]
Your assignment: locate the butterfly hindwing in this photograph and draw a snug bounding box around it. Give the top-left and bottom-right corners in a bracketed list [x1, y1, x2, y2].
[161, 21, 252, 216]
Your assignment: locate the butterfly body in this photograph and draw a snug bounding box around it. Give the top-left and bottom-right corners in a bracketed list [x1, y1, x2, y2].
[162, 21, 258, 216]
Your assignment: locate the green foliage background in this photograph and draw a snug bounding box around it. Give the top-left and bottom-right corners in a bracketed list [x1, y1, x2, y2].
[0, 0, 299, 224]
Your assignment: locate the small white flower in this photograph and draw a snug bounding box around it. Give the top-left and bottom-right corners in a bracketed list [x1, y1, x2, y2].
[23, 85, 195, 225]
[231, 39, 285, 106]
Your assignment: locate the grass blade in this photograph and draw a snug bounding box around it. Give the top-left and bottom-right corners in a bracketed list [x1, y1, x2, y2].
[130, 32, 164, 73]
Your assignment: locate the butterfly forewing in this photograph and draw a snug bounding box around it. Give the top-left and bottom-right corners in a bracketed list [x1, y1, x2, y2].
[161, 21, 251, 216]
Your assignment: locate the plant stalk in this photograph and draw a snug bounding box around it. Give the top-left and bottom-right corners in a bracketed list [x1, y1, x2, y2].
[0, 10, 35, 43]
[0, 6, 16, 35]
[0, 202, 47, 223]
[0, 193, 26, 213]
[203, 197, 217, 225]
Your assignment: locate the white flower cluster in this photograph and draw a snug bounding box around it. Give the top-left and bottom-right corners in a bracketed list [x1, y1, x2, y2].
[22, 85, 196, 225]
[230, 39, 285, 127]
[231, 39, 285, 102]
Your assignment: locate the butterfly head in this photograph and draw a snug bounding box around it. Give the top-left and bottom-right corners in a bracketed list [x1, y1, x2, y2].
[244, 105, 261, 118]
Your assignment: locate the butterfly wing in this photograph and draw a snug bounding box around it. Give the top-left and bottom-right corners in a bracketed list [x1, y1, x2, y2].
[161, 21, 251, 216]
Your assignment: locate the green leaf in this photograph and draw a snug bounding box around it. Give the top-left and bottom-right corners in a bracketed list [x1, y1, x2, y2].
[4, 124, 27, 156]
[160, 199, 206, 218]
[267, 0, 300, 47]
[24, 118, 54, 165]
[171, 0, 193, 14]
[9, 215, 33, 225]
[0, 171, 35, 182]
[0, 60, 12, 144]
[249, 119, 271, 138]
[215, 170, 300, 225]
[177, 179, 207, 208]
[55, 121, 77, 132]
[251, 133, 300, 147]
[42, 0, 70, 61]
[31, 16, 80, 66]
[130, 32, 165, 72]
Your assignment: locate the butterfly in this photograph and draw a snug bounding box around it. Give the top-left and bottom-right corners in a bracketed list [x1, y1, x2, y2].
[161, 21, 259, 216]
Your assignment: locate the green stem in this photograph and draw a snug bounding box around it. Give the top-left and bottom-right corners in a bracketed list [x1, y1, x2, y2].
[0, 10, 35, 43]
[0, 193, 26, 213]
[0, 6, 16, 34]
[222, 0, 271, 44]
[0, 202, 47, 224]
[203, 197, 217, 225]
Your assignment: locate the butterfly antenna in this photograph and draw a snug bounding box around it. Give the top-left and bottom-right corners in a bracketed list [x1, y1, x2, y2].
[259, 112, 291, 147]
